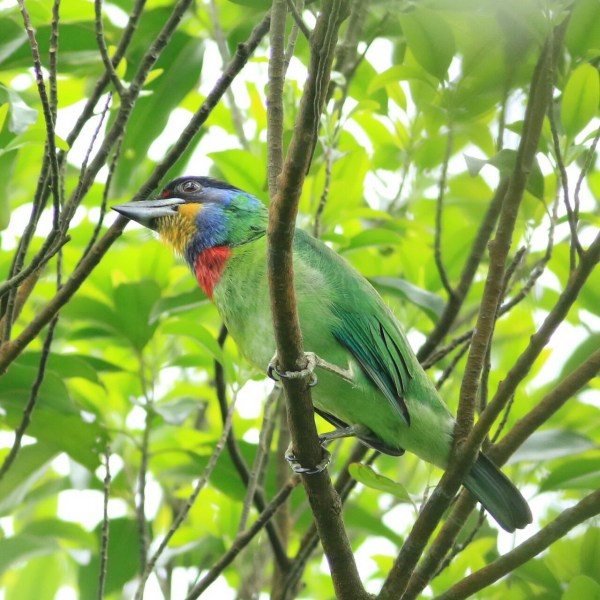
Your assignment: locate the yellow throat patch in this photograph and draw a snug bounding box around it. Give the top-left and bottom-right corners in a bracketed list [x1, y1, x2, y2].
[156, 203, 201, 256]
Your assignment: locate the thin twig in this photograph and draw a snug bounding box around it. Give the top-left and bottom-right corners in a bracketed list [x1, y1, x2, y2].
[547, 79, 581, 271]
[0, 315, 59, 481]
[136, 395, 239, 599]
[208, 0, 249, 149]
[283, 0, 305, 74]
[94, 0, 126, 96]
[434, 122, 455, 298]
[286, 0, 310, 39]
[237, 386, 280, 532]
[185, 476, 301, 600]
[214, 326, 289, 568]
[98, 445, 112, 600]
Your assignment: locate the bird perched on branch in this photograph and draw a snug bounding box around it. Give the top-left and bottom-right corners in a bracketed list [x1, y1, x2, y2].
[113, 176, 532, 533]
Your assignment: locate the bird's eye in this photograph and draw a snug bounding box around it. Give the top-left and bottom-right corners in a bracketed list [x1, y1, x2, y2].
[179, 180, 201, 194]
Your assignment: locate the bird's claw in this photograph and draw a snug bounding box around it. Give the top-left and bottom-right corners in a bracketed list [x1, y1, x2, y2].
[285, 443, 331, 475]
[267, 352, 319, 387]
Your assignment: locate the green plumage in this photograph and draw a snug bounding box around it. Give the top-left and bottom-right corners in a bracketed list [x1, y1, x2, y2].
[112, 176, 532, 533]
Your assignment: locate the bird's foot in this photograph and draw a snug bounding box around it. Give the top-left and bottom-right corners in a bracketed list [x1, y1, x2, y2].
[283, 425, 371, 475]
[285, 442, 331, 475]
[267, 352, 319, 386]
[267, 351, 353, 386]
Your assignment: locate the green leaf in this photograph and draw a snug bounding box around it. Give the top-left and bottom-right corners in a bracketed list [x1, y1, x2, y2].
[540, 456, 600, 492]
[154, 397, 201, 425]
[5, 554, 62, 600]
[19, 352, 103, 385]
[399, 9, 455, 81]
[113, 279, 162, 351]
[150, 289, 208, 323]
[581, 528, 600, 583]
[0, 362, 73, 413]
[561, 64, 600, 139]
[0, 85, 38, 134]
[349, 463, 415, 505]
[78, 518, 141, 600]
[208, 148, 267, 199]
[21, 519, 96, 550]
[111, 33, 205, 194]
[563, 575, 600, 600]
[515, 558, 561, 594]
[371, 276, 445, 322]
[162, 320, 223, 363]
[342, 228, 404, 251]
[566, 0, 600, 59]
[508, 430, 598, 465]
[0, 443, 59, 515]
[0, 534, 58, 576]
[0, 17, 27, 65]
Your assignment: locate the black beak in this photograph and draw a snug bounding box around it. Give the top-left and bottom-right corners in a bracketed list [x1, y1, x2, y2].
[112, 198, 186, 229]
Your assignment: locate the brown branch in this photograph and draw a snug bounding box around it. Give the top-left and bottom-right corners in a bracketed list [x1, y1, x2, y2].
[433, 489, 600, 600]
[378, 38, 554, 600]
[453, 39, 551, 444]
[281, 443, 372, 597]
[267, 0, 288, 197]
[267, 2, 370, 598]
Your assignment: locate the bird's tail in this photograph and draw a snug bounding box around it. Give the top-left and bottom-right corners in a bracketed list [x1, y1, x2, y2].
[463, 452, 532, 533]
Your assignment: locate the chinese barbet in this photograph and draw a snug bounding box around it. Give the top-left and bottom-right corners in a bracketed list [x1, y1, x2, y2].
[113, 176, 532, 533]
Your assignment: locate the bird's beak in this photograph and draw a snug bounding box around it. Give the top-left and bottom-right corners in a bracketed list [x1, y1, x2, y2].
[112, 197, 186, 230]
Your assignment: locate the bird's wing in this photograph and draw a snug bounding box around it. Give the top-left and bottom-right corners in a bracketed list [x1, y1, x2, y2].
[331, 306, 414, 426]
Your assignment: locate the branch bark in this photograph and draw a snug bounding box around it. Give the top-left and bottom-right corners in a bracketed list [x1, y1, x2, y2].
[266, 2, 370, 599]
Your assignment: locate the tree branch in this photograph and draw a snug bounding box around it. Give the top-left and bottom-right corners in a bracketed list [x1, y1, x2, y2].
[378, 37, 554, 600]
[267, 2, 370, 599]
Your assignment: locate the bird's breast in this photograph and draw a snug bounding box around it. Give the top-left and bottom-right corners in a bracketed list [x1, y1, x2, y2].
[194, 246, 232, 299]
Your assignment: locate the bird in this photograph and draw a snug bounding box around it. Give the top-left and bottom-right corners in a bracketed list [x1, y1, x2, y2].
[112, 175, 532, 533]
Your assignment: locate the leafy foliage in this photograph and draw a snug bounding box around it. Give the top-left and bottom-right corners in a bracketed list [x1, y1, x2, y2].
[0, 0, 598, 598]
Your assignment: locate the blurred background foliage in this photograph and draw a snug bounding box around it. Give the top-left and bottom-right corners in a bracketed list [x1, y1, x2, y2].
[0, 0, 599, 598]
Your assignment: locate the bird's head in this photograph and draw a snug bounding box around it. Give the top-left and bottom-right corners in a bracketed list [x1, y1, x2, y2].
[112, 176, 267, 267]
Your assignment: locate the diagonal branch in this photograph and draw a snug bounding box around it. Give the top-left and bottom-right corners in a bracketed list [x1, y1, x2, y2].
[378, 36, 555, 600]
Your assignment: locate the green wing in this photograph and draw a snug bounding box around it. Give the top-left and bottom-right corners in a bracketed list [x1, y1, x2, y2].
[331, 306, 413, 426]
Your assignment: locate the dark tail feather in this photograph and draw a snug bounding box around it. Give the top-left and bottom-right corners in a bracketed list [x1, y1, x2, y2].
[463, 453, 532, 533]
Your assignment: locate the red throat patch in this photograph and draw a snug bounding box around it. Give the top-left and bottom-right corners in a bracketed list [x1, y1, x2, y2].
[194, 246, 231, 299]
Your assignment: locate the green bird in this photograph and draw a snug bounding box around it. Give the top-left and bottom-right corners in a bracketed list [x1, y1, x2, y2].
[113, 176, 532, 533]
